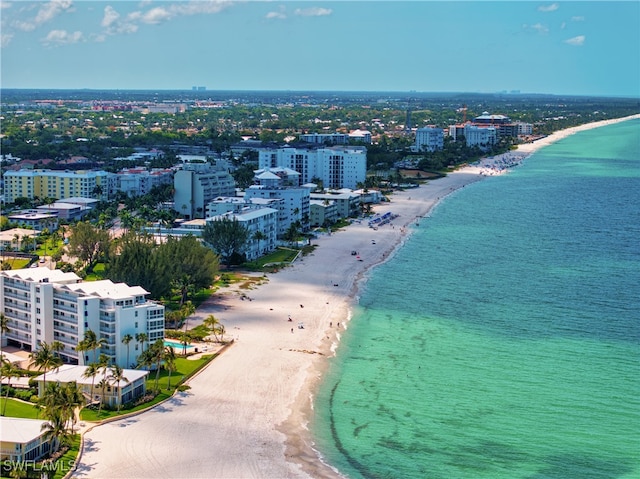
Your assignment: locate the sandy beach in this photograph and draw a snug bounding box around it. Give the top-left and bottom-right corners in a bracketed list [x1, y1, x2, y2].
[72, 114, 639, 479]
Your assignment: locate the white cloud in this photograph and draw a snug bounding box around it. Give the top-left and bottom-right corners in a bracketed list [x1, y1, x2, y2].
[571, 16, 585, 22]
[266, 5, 287, 20]
[294, 7, 332, 17]
[102, 5, 120, 28]
[12, 19, 37, 32]
[564, 35, 585, 46]
[35, 0, 73, 25]
[523, 23, 549, 35]
[42, 28, 83, 46]
[10, 0, 73, 32]
[531, 23, 548, 34]
[538, 3, 559, 13]
[266, 11, 286, 20]
[141, 6, 172, 24]
[170, 1, 230, 16]
[1, 33, 14, 48]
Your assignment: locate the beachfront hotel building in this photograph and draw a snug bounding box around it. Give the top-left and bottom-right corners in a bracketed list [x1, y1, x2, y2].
[0, 267, 164, 369]
[206, 207, 279, 260]
[448, 124, 498, 148]
[173, 161, 236, 219]
[3, 169, 115, 203]
[244, 185, 311, 236]
[413, 126, 445, 152]
[310, 190, 361, 219]
[258, 145, 367, 189]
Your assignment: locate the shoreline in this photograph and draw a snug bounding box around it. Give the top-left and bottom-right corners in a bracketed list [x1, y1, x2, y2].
[281, 113, 640, 478]
[73, 114, 639, 479]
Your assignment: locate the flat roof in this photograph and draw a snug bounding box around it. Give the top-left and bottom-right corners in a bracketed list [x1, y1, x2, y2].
[0, 417, 49, 444]
[0, 267, 81, 283]
[35, 364, 149, 387]
[61, 280, 149, 299]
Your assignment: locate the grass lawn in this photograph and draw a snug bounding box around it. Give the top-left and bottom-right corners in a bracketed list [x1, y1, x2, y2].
[79, 354, 216, 422]
[243, 247, 300, 270]
[1, 397, 41, 419]
[7, 258, 30, 270]
[83, 262, 107, 281]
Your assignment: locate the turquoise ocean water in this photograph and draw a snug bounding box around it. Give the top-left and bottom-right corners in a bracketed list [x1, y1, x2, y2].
[313, 119, 640, 479]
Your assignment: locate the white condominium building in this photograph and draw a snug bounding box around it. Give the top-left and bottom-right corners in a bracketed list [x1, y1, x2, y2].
[206, 207, 278, 260]
[1, 268, 164, 369]
[258, 146, 367, 189]
[174, 162, 236, 219]
[449, 124, 497, 148]
[244, 185, 310, 236]
[3, 169, 115, 203]
[413, 127, 444, 152]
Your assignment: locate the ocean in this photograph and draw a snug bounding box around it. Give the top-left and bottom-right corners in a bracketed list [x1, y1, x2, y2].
[313, 119, 640, 479]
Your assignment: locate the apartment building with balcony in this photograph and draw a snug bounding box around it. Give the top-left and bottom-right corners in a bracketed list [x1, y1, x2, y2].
[3, 169, 115, 203]
[0, 267, 164, 369]
[173, 161, 236, 219]
[258, 145, 367, 189]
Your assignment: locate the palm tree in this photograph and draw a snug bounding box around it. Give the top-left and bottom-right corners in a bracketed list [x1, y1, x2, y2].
[0, 313, 9, 348]
[149, 340, 165, 393]
[135, 332, 148, 354]
[29, 342, 63, 391]
[82, 363, 100, 405]
[79, 329, 106, 364]
[1, 358, 20, 416]
[61, 381, 84, 430]
[96, 378, 109, 414]
[203, 314, 221, 342]
[252, 230, 267, 256]
[108, 364, 130, 412]
[136, 349, 154, 372]
[51, 340, 64, 359]
[163, 346, 177, 390]
[38, 381, 79, 453]
[121, 334, 133, 368]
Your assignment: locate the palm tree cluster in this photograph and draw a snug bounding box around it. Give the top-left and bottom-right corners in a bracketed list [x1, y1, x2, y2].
[37, 381, 83, 454]
[1, 355, 21, 416]
[137, 339, 177, 394]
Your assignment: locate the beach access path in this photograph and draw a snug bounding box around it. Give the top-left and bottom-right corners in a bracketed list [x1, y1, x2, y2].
[72, 115, 639, 479]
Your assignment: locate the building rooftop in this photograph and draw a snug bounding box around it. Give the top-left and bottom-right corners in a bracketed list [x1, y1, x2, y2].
[1, 267, 81, 284]
[34, 364, 149, 387]
[60, 280, 149, 299]
[0, 417, 49, 443]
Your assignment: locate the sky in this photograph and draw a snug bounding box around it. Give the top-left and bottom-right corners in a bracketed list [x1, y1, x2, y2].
[1, 1, 639, 97]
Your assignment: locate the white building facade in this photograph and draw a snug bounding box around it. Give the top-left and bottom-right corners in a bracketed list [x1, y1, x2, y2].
[413, 127, 444, 152]
[258, 146, 367, 189]
[174, 162, 236, 219]
[206, 207, 278, 260]
[243, 186, 310, 237]
[0, 268, 164, 368]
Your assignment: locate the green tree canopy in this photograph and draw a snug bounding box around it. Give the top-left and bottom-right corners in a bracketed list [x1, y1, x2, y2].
[201, 218, 250, 267]
[67, 221, 111, 268]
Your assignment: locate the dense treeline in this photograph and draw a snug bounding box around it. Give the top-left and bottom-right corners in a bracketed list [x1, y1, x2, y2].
[1, 91, 637, 165]
[107, 233, 219, 302]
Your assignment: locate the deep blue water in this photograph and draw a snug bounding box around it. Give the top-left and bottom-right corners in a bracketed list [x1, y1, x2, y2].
[313, 119, 640, 479]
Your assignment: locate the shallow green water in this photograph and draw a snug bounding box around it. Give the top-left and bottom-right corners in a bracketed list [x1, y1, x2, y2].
[313, 120, 640, 479]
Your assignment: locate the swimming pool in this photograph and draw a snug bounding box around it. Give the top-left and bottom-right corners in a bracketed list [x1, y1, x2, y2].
[163, 340, 195, 351]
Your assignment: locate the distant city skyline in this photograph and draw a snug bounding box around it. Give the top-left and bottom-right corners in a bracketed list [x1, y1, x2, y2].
[1, 1, 639, 98]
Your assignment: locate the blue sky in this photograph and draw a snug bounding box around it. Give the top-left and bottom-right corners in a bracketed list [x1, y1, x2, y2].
[1, 1, 639, 97]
